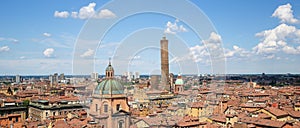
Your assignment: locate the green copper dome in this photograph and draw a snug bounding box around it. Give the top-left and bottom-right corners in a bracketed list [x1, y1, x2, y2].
[94, 79, 124, 95]
[175, 74, 184, 85]
[175, 79, 184, 85]
[94, 59, 123, 95]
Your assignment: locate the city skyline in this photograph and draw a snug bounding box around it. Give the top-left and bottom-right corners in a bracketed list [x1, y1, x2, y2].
[0, 0, 300, 75]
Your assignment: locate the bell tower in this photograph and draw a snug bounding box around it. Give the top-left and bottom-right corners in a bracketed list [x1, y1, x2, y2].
[105, 58, 114, 79]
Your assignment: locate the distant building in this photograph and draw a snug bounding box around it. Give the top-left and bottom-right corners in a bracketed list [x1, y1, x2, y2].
[59, 73, 65, 81]
[49, 75, 53, 86]
[127, 72, 133, 81]
[15, 75, 21, 84]
[53, 73, 58, 84]
[135, 72, 140, 79]
[49, 73, 59, 86]
[91, 72, 99, 81]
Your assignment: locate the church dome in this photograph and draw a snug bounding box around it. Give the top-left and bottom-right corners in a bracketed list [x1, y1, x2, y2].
[94, 79, 124, 95]
[175, 79, 184, 85]
[175, 74, 184, 85]
[93, 59, 124, 95]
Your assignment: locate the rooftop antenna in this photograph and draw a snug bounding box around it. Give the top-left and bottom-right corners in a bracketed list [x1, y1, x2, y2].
[109, 57, 111, 66]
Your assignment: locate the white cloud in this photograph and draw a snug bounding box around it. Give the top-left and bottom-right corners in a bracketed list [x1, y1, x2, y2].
[80, 49, 94, 58]
[253, 23, 300, 54]
[55, 3, 116, 19]
[201, 32, 223, 53]
[19, 56, 25, 59]
[167, 21, 178, 30]
[96, 9, 117, 19]
[179, 25, 187, 32]
[272, 3, 298, 24]
[129, 55, 141, 60]
[164, 28, 176, 34]
[54, 11, 69, 18]
[0, 37, 19, 43]
[189, 45, 209, 63]
[164, 20, 188, 34]
[225, 45, 251, 58]
[43, 32, 51, 37]
[0, 46, 10, 52]
[282, 45, 299, 54]
[204, 32, 222, 44]
[265, 54, 275, 59]
[78, 2, 96, 19]
[189, 32, 227, 64]
[225, 50, 235, 57]
[43, 48, 54, 57]
[71, 12, 78, 18]
[190, 32, 252, 63]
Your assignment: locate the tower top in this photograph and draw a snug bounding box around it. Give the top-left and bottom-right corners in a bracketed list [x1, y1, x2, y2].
[162, 34, 167, 40]
[105, 58, 114, 79]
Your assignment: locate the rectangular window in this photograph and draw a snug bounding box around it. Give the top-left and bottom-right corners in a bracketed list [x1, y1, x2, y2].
[116, 104, 121, 111]
[104, 104, 108, 112]
[96, 104, 98, 112]
[118, 121, 123, 128]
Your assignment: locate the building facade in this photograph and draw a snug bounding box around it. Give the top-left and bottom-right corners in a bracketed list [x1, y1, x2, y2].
[89, 60, 130, 128]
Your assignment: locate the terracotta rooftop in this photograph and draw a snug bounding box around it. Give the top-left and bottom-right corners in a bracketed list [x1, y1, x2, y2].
[264, 107, 288, 117]
[190, 102, 205, 108]
[209, 115, 226, 123]
[52, 120, 70, 128]
[287, 110, 300, 118]
[257, 113, 271, 119]
[239, 117, 286, 128]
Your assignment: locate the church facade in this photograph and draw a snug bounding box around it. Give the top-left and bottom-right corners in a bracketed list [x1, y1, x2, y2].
[89, 60, 130, 128]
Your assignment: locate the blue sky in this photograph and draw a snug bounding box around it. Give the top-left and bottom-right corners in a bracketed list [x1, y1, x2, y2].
[0, 0, 300, 75]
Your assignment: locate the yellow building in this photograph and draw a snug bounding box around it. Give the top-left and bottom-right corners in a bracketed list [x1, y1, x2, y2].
[295, 103, 300, 111]
[258, 107, 289, 121]
[187, 101, 221, 122]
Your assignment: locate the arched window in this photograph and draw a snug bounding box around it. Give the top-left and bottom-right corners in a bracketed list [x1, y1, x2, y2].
[118, 120, 124, 128]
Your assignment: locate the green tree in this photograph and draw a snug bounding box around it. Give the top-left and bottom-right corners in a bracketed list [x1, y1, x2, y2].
[22, 100, 30, 107]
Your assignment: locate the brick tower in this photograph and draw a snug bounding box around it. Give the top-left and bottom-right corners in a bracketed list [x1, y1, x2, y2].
[160, 36, 170, 91]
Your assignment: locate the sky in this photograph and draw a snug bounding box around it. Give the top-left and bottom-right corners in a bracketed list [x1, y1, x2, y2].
[0, 0, 300, 75]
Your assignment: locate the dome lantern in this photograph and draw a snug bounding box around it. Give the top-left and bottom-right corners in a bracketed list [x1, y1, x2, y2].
[105, 58, 114, 79]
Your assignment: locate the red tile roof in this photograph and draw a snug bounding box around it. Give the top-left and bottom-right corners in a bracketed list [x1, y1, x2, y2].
[239, 117, 286, 128]
[264, 107, 288, 117]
